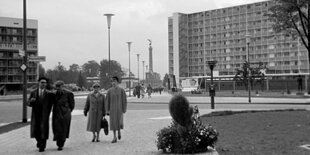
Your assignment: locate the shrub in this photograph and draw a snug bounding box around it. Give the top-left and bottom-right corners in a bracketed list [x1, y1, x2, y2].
[157, 95, 218, 154]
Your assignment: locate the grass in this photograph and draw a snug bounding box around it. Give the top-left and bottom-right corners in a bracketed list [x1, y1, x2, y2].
[181, 90, 310, 98]
[201, 109, 310, 155]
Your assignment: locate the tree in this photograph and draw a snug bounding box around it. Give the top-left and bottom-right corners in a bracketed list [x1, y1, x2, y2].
[234, 61, 267, 91]
[69, 64, 80, 72]
[162, 73, 169, 88]
[99, 59, 125, 89]
[266, 0, 309, 66]
[82, 60, 100, 77]
[77, 71, 85, 89]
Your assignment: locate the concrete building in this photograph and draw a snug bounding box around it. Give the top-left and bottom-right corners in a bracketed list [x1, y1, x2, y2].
[0, 17, 38, 90]
[168, 1, 309, 87]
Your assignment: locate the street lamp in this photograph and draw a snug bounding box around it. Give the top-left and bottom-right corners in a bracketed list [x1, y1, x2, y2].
[136, 54, 140, 83]
[127, 42, 132, 96]
[104, 13, 114, 80]
[22, 0, 28, 123]
[142, 60, 145, 80]
[246, 34, 251, 103]
[207, 60, 217, 109]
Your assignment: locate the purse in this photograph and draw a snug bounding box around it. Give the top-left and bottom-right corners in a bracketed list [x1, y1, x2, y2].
[101, 118, 109, 135]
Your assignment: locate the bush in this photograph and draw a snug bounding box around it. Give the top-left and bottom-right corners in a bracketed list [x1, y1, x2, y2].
[157, 95, 218, 154]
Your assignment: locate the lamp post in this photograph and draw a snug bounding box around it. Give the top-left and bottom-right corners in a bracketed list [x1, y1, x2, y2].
[207, 60, 217, 109]
[246, 34, 251, 103]
[142, 60, 145, 80]
[136, 54, 140, 83]
[22, 0, 28, 123]
[126, 42, 132, 96]
[104, 13, 114, 80]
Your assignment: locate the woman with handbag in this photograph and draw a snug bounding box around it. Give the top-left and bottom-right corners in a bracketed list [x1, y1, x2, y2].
[106, 76, 127, 143]
[84, 83, 106, 142]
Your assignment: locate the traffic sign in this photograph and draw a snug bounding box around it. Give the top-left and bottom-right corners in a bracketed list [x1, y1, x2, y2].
[28, 56, 46, 62]
[19, 49, 25, 57]
[20, 64, 28, 71]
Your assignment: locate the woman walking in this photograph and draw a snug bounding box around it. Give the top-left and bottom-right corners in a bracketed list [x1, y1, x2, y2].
[106, 76, 127, 143]
[84, 83, 106, 142]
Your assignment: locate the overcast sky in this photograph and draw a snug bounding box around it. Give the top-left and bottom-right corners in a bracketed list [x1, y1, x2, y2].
[0, 0, 264, 78]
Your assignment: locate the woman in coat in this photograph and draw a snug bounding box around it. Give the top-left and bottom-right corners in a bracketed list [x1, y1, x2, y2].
[84, 83, 106, 142]
[106, 76, 127, 143]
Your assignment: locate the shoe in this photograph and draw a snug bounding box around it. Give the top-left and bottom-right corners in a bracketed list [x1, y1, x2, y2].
[39, 148, 45, 152]
[92, 138, 95, 142]
[96, 139, 100, 142]
[111, 138, 117, 143]
[58, 147, 63, 151]
[118, 135, 121, 140]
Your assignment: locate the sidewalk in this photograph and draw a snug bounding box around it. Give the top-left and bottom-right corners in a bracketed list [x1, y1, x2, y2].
[0, 109, 219, 155]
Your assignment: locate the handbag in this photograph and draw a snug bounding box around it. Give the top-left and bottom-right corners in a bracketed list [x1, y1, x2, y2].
[101, 118, 109, 135]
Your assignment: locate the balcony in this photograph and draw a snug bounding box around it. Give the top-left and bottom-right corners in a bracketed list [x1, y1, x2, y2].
[0, 43, 37, 50]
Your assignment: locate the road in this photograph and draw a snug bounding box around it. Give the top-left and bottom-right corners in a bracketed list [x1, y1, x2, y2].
[1, 93, 309, 126]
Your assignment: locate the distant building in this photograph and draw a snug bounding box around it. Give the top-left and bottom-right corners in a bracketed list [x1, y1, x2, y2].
[0, 17, 38, 90]
[168, 0, 309, 87]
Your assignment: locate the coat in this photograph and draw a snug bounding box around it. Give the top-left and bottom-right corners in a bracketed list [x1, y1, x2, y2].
[27, 89, 53, 139]
[106, 86, 127, 130]
[84, 92, 106, 132]
[52, 89, 75, 141]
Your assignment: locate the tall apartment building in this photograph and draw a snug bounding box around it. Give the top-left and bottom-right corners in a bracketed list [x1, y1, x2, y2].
[168, 1, 309, 86]
[0, 17, 38, 90]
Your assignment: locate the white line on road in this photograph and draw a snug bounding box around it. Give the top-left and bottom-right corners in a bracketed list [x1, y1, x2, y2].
[148, 116, 172, 120]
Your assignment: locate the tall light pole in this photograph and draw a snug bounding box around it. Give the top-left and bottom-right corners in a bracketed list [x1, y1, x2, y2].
[136, 54, 140, 83]
[142, 60, 145, 80]
[22, 0, 28, 123]
[207, 61, 217, 109]
[246, 34, 251, 103]
[127, 42, 132, 96]
[104, 14, 114, 80]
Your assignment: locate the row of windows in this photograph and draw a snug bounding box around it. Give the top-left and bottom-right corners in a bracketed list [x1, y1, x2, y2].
[188, 2, 270, 19]
[0, 27, 37, 36]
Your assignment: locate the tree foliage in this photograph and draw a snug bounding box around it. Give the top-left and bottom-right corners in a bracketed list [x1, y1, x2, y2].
[234, 61, 267, 90]
[265, 0, 309, 64]
[82, 60, 100, 77]
[99, 59, 125, 89]
[163, 73, 169, 88]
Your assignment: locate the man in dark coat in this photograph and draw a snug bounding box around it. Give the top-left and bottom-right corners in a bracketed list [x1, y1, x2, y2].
[52, 80, 75, 151]
[27, 77, 53, 152]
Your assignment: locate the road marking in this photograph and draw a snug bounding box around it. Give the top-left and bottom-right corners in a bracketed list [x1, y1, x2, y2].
[148, 116, 171, 120]
[300, 144, 310, 150]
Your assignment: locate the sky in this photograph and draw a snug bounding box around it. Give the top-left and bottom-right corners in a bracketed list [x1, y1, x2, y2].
[0, 0, 264, 78]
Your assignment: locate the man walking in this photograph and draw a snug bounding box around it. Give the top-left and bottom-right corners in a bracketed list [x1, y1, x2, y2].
[52, 80, 75, 151]
[27, 77, 53, 152]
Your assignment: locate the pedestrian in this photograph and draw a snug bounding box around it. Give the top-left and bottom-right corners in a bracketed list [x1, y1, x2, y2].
[52, 80, 75, 151]
[141, 83, 145, 98]
[147, 84, 152, 98]
[106, 76, 127, 143]
[135, 83, 141, 98]
[27, 77, 54, 152]
[297, 75, 303, 92]
[84, 83, 106, 142]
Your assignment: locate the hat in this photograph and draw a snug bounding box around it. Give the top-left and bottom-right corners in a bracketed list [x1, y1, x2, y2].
[38, 77, 48, 82]
[112, 76, 120, 83]
[54, 80, 64, 87]
[92, 83, 100, 88]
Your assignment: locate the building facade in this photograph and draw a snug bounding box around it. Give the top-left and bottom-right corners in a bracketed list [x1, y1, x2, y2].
[168, 1, 309, 87]
[0, 17, 38, 90]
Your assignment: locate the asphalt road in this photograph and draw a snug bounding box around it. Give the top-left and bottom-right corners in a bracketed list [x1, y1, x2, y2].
[1, 95, 310, 126]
